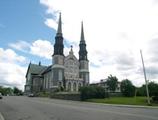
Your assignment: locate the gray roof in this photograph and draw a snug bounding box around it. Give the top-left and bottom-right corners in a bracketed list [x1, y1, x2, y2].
[41, 65, 52, 75]
[26, 63, 47, 77]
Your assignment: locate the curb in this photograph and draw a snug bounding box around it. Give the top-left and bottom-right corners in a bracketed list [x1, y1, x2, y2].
[0, 113, 5, 120]
[49, 98, 158, 109]
[84, 101, 158, 109]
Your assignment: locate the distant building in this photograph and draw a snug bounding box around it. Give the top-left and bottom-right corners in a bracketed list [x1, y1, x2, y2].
[91, 79, 121, 93]
[25, 13, 89, 94]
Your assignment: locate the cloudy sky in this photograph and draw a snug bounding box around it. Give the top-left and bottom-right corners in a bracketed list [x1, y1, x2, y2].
[0, 0, 158, 90]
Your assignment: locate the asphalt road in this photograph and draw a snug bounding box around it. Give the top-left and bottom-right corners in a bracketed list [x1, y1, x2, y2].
[0, 96, 158, 120]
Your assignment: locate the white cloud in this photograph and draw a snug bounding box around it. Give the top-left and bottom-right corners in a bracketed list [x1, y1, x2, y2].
[0, 48, 27, 90]
[0, 48, 26, 63]
[45, 18, 57, 29]
[9, 40, 30, 52]
[39, 0, 158, 86]
[30, 39, 53, 59]
[9, 39, 54, 60]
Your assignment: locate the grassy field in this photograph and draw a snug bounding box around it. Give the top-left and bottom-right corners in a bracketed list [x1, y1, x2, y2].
[87, 97, 158, 106]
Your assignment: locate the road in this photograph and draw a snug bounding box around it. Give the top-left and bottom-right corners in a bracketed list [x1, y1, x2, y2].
[0, 96, 158, 120]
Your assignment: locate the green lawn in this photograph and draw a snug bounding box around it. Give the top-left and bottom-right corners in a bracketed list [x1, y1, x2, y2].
[87, 97, 158, 106]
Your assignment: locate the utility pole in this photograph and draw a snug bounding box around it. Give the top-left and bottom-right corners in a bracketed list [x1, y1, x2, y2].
[140, 50, 150, 105]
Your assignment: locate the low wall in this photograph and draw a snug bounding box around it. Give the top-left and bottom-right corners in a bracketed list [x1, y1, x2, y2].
[109, 92, 122, 97]
[50, 92, 81, 101]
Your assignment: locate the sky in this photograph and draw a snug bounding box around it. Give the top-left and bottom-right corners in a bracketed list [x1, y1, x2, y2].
[0, 0, 158, 90]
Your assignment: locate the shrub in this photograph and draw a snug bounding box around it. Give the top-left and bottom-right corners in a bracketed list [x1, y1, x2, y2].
[38, 92, 50, 97]
[80, 86, 106, 100]
[152, 96, 158, 103]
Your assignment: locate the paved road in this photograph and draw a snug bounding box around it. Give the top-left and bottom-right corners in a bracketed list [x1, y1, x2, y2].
[0, 96, 158, 120]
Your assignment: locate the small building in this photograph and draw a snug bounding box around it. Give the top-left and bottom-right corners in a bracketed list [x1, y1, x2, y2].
[91, 79, 121, 93]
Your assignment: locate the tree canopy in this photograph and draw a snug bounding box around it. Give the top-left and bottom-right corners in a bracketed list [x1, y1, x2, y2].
[120, 79, 135, 97]
[106, 75, 118, 92]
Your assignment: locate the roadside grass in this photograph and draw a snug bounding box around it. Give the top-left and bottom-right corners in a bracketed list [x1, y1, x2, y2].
[87, 97, 158, 106]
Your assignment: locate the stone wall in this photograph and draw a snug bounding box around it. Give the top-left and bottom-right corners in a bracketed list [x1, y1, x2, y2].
[50, 92, 81, 101]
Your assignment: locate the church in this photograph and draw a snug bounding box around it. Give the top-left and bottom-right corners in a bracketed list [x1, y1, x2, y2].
[25, 13, 89, 94]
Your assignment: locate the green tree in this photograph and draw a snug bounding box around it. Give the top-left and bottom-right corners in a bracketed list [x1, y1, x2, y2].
[120, 79, 135, 97]
[137, 82, 158, 97]
[148, 82, 158, 96]
[13, 87, 23, 95]
[106, 75, 118, 92]
[0, 86, 14, 95]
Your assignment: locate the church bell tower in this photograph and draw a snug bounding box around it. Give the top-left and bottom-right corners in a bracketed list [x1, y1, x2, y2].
[51, 13, 65, 88]
[79, 22, 89, 85]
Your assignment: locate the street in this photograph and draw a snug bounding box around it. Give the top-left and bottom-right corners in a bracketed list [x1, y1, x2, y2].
[0, 96, 158, 120]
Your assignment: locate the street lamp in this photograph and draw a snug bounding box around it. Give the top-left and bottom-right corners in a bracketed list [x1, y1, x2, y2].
[140, 50, 150, 105]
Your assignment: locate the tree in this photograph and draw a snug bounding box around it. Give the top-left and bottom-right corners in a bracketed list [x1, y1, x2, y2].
[13, 87, 23, 95]
[148, 82, 158, 96]
[0, 86, 13, 95]
[120, 79, 135, 97]
[106, 75, 118, 92]
[137, 82, 158, 97]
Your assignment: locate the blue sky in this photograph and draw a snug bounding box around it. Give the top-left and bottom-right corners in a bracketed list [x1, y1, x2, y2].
[0, 0, 50, 43]
[0, 0, 56, 64]
[0, 0, 158, 90]
[0, 0, 54, 88]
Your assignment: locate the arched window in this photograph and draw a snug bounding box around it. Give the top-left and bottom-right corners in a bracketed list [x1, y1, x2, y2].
[68, 82, 71, 91]
[73, 82, 77, 92]
[78, 83, 81, 90]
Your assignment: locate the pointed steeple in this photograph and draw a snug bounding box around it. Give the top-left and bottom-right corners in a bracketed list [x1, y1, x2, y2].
[79, 22, 88, 61]
[53, 13, 64, 56]
[80, 21, 85, 42]
[57, 12, 62, 35]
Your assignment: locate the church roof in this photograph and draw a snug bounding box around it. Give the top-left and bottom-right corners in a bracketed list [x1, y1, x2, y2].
[65, 46, 78, 62]
[25, 63, 47, 77]
[41, 65, 52, 75]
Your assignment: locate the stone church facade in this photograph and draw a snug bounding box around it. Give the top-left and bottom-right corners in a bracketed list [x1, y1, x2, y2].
[25, 13, 89, 94]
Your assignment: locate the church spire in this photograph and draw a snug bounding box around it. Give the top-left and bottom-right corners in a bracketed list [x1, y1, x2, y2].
[79, 22, 88, 61]
[53, 13, 64, 56]
[57, 12, 62, 35]
[80, 21, 85, 42]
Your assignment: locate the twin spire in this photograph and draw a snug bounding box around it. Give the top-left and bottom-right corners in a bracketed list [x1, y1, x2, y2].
[56, 13, 85, 42]
[54, 13, 88, 61]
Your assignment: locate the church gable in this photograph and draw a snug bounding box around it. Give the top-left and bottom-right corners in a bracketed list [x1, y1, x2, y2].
[64, 54, 79, 80]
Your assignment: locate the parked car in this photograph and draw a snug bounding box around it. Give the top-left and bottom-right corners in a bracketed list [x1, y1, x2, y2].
[28, 93, 34, 97]
[0, 93, 3, 99]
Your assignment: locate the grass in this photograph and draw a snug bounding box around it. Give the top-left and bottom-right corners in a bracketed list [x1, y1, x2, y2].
[87, 97, 158, 106]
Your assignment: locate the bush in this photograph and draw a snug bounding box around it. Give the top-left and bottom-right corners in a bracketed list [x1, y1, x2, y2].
[152, 96, 158, 103]
[80, 86, 106, 100]
[38, 92, 50, 97]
